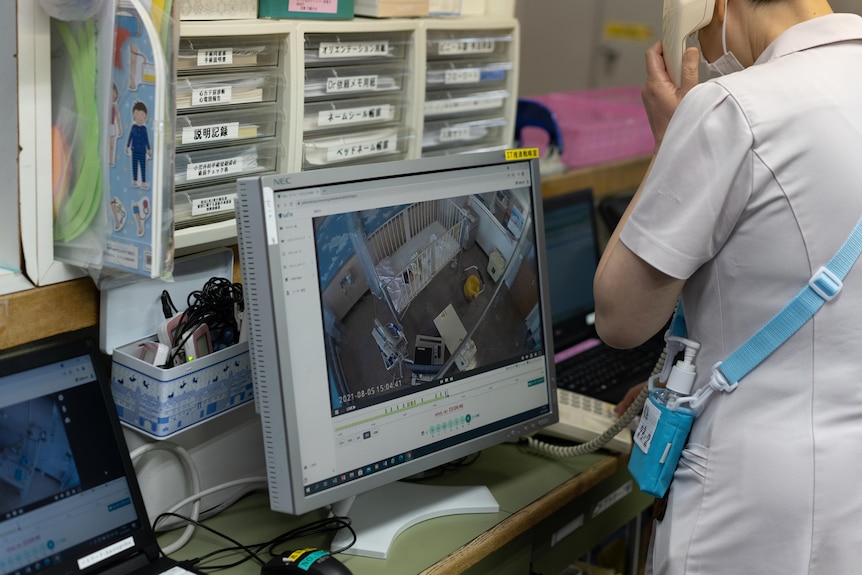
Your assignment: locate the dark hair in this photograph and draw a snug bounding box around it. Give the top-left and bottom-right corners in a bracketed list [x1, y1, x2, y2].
[132, 101, 148, 114]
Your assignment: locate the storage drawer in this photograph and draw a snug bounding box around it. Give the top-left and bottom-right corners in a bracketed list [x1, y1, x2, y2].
[176, 104, 282, 149]
[175, 181, 246, 228]
[302, 127, 412, 168]
[177, 35, 282, 72]
[425, 59, 512, 91]
[303, 95, 405, 133]
[175, 139, 282, 187]
[422, 116, 507, 152]
[426, 28, 514, 60]
[304, 31, 411, 66]
[305, 63, 408, 100]
[176, 69, 281, 110]
[423, 89, 509, 119]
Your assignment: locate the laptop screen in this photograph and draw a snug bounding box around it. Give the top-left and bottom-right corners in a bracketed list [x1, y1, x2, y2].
[542, 189, 601, 352]
[0, 337, 155, 575]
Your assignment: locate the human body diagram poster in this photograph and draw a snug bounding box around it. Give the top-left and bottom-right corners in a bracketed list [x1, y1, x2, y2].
[105, 0, 173, 277]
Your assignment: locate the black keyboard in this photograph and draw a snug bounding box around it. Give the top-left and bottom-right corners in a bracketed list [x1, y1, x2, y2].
[555, 337, 666, 404]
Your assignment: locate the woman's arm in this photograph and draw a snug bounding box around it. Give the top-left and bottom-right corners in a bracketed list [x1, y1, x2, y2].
[593, 42, 700, 349]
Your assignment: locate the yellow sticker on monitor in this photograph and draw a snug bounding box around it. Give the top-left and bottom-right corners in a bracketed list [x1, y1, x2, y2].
[505, 148, 539, 161]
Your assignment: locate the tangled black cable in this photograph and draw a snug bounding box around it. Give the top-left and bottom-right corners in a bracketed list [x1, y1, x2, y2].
[160, 277, 244, 367]
[154, 511, 355, 572]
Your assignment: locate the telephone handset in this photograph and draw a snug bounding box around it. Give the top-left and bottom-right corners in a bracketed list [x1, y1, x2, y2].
[662, 0, 715, 85]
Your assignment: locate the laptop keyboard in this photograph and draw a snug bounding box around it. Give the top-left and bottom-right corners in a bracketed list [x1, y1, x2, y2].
[555, 338, 666, 404]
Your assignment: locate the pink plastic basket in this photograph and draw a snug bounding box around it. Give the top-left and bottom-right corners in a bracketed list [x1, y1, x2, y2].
[521, 87, 655, 169]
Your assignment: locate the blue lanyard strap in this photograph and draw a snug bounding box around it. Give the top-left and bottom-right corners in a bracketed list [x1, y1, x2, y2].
[719, 216, 862, 385]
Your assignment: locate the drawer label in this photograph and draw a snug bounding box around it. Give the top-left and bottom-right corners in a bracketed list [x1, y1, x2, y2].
[425, 96, 503, 116]
[181, 122, 240, 145]
[444, 68, 481, 85]
[440, 126, 476, 142]
[187, 156, 243, 181]
[191, 86, 232, 106]
[592, 480, 634, 518]
[191, 193, 236, 216]
[197, 48, 234, 66]
[319, 40, 389, 59]
[326, 136, 396, 162]
[326, 75, 379, 94]
[437, 39, 495, 55]
[317, 104, 394, 127]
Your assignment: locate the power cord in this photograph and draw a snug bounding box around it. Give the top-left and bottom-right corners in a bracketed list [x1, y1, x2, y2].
[154, 476, 269, 532]
[130, 441, 201, 555]
[154, 511, 267, 570]
[524, 345, 670, 458]
[130, 441, 269, 555]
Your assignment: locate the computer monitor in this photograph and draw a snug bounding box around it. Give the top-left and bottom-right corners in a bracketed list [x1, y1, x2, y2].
[235, 150, 558, 558]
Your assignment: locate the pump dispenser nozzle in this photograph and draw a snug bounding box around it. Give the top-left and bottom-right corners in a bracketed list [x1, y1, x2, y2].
[665, 338, 701, 396]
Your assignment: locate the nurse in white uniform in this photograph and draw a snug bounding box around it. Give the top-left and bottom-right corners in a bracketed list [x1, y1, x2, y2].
[594, 0, 862, 573]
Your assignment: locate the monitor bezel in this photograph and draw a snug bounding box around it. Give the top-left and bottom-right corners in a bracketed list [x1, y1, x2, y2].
[236, 150, 559, 515]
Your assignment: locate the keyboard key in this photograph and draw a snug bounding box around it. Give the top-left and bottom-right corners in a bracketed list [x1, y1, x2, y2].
[556, 338, 664, 404]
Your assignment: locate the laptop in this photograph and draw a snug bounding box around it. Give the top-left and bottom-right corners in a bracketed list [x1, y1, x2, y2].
[543, 189, 665, 404]
[0, 331, 199, 575]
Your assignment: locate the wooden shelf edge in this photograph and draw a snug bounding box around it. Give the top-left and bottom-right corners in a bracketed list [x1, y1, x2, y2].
[1, 247, 242, 350]
[419, 455, 625, 575]
[1, 277, 99, 350]
[541, 155, 651, 200]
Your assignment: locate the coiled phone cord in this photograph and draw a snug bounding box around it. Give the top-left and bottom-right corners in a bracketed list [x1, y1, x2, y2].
[524, 345, 668, 458]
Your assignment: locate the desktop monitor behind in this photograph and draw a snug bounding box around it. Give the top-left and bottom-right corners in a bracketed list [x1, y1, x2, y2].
[235, 150, 558, 558]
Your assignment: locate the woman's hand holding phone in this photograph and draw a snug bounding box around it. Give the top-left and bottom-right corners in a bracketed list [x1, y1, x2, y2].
[642, 41, 701, 148]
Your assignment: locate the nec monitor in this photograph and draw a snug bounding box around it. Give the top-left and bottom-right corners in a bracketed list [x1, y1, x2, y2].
[235, 150, 558, 556]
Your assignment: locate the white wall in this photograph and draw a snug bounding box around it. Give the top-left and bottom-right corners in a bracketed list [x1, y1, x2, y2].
[516, 0, 662, 95]
[516, 0, 599, 96]
[516, 0, 862, 96]
[831, 0, 862, 15]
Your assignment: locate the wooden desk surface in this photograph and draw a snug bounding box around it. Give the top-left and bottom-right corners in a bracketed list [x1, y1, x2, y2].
[1, 156, 650, 350]
[160, 445, 631, 575]
[417, 452, 625, 575]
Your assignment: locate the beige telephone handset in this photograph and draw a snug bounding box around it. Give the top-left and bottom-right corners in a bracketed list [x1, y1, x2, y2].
[662, 0, 715, 85]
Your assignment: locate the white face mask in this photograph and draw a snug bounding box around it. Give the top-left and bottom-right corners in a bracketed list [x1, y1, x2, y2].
[702, 0, 745, 78]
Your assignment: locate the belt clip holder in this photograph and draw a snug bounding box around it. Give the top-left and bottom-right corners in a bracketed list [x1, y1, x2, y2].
[690, 362, 737, 412]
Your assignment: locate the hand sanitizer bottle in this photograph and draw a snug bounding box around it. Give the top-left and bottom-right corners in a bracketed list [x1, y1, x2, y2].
[628, 337, 700, 498]
[652, 339, 700, 412]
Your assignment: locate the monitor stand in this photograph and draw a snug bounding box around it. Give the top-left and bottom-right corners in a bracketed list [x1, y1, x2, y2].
[328, 481, 499, 559]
